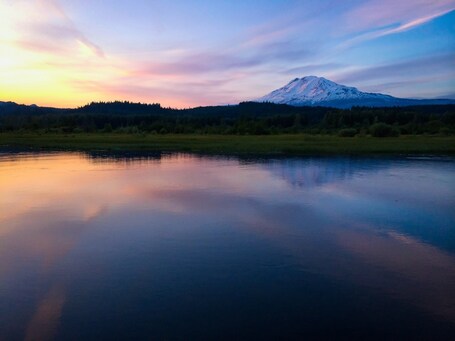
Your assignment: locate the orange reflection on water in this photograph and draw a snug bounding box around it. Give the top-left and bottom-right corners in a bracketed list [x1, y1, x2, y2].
[1, 151, 454, 338]
[25, 285, 66, 341]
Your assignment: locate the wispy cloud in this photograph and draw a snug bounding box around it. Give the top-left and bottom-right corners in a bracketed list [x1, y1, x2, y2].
[339, 9, 455, 49]
[343, 0, 455, 32]
[0, 0, 453, 107]
[134, 53, 262, 76]
[335, 53, 455, 85]
[333, 53, 455, 98]
[12, 0, 105, 58]
[132, 42, 311, 78]
[283, 63, 345, 76]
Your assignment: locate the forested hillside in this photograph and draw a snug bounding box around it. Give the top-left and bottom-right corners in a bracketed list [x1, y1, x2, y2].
[1, 101, 454, 136]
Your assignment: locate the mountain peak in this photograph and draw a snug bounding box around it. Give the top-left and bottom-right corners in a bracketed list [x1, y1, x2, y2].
[257, 76, 368, 106]
[287, 76, 330, 87]
[255, 77, 455, 108]
[300, 75, 322, 80]
[255, 76, 403, 108]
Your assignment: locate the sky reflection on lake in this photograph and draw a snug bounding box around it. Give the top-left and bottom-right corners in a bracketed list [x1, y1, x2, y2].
[1, 151, 454, 339]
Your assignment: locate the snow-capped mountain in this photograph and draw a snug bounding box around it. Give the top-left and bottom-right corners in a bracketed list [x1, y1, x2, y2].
[256, 76, 455, 108]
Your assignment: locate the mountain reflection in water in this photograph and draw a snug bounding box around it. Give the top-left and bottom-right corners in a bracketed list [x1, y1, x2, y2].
[0, 151, 454, 339]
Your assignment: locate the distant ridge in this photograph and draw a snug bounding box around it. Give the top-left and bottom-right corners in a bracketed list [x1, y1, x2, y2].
[255, 76, 455, 108]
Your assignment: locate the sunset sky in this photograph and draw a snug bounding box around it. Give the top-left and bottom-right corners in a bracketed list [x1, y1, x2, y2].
[0, 0, 454, 108]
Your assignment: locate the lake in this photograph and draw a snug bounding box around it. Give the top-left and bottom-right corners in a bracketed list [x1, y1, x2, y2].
[1, 150, 454, 339]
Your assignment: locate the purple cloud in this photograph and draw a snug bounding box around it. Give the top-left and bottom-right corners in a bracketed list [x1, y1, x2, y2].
[335, 54, 455, 85]
[343, 0, 455, 32]
[283, 63, 344, 76]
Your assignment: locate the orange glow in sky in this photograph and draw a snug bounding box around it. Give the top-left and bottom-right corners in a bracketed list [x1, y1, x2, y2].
[0, 0, 454, 108]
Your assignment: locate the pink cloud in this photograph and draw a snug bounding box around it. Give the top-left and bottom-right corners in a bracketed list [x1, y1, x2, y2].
[344, 0, 455, 32]
[11, 0, 105, 58]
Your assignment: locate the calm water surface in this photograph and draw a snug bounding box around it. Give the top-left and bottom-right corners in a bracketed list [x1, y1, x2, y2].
[1, 151, 454, 339]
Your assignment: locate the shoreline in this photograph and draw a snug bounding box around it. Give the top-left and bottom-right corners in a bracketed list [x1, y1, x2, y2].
[1, 133, 454, 155]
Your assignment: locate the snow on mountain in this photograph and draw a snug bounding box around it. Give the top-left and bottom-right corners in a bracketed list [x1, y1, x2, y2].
[255, 76, 455, 108]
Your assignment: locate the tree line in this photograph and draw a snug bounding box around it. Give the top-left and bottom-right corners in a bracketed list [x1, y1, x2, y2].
[1, 101, 454, 136]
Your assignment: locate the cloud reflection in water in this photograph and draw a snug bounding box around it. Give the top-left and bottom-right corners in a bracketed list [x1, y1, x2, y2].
[0, 151, 454, 338]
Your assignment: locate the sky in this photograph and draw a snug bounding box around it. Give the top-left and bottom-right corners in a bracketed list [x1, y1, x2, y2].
[0, 0, 454, 108]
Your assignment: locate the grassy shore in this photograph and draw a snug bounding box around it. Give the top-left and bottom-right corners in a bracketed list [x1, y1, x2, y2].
[1, 133, 454, 155]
